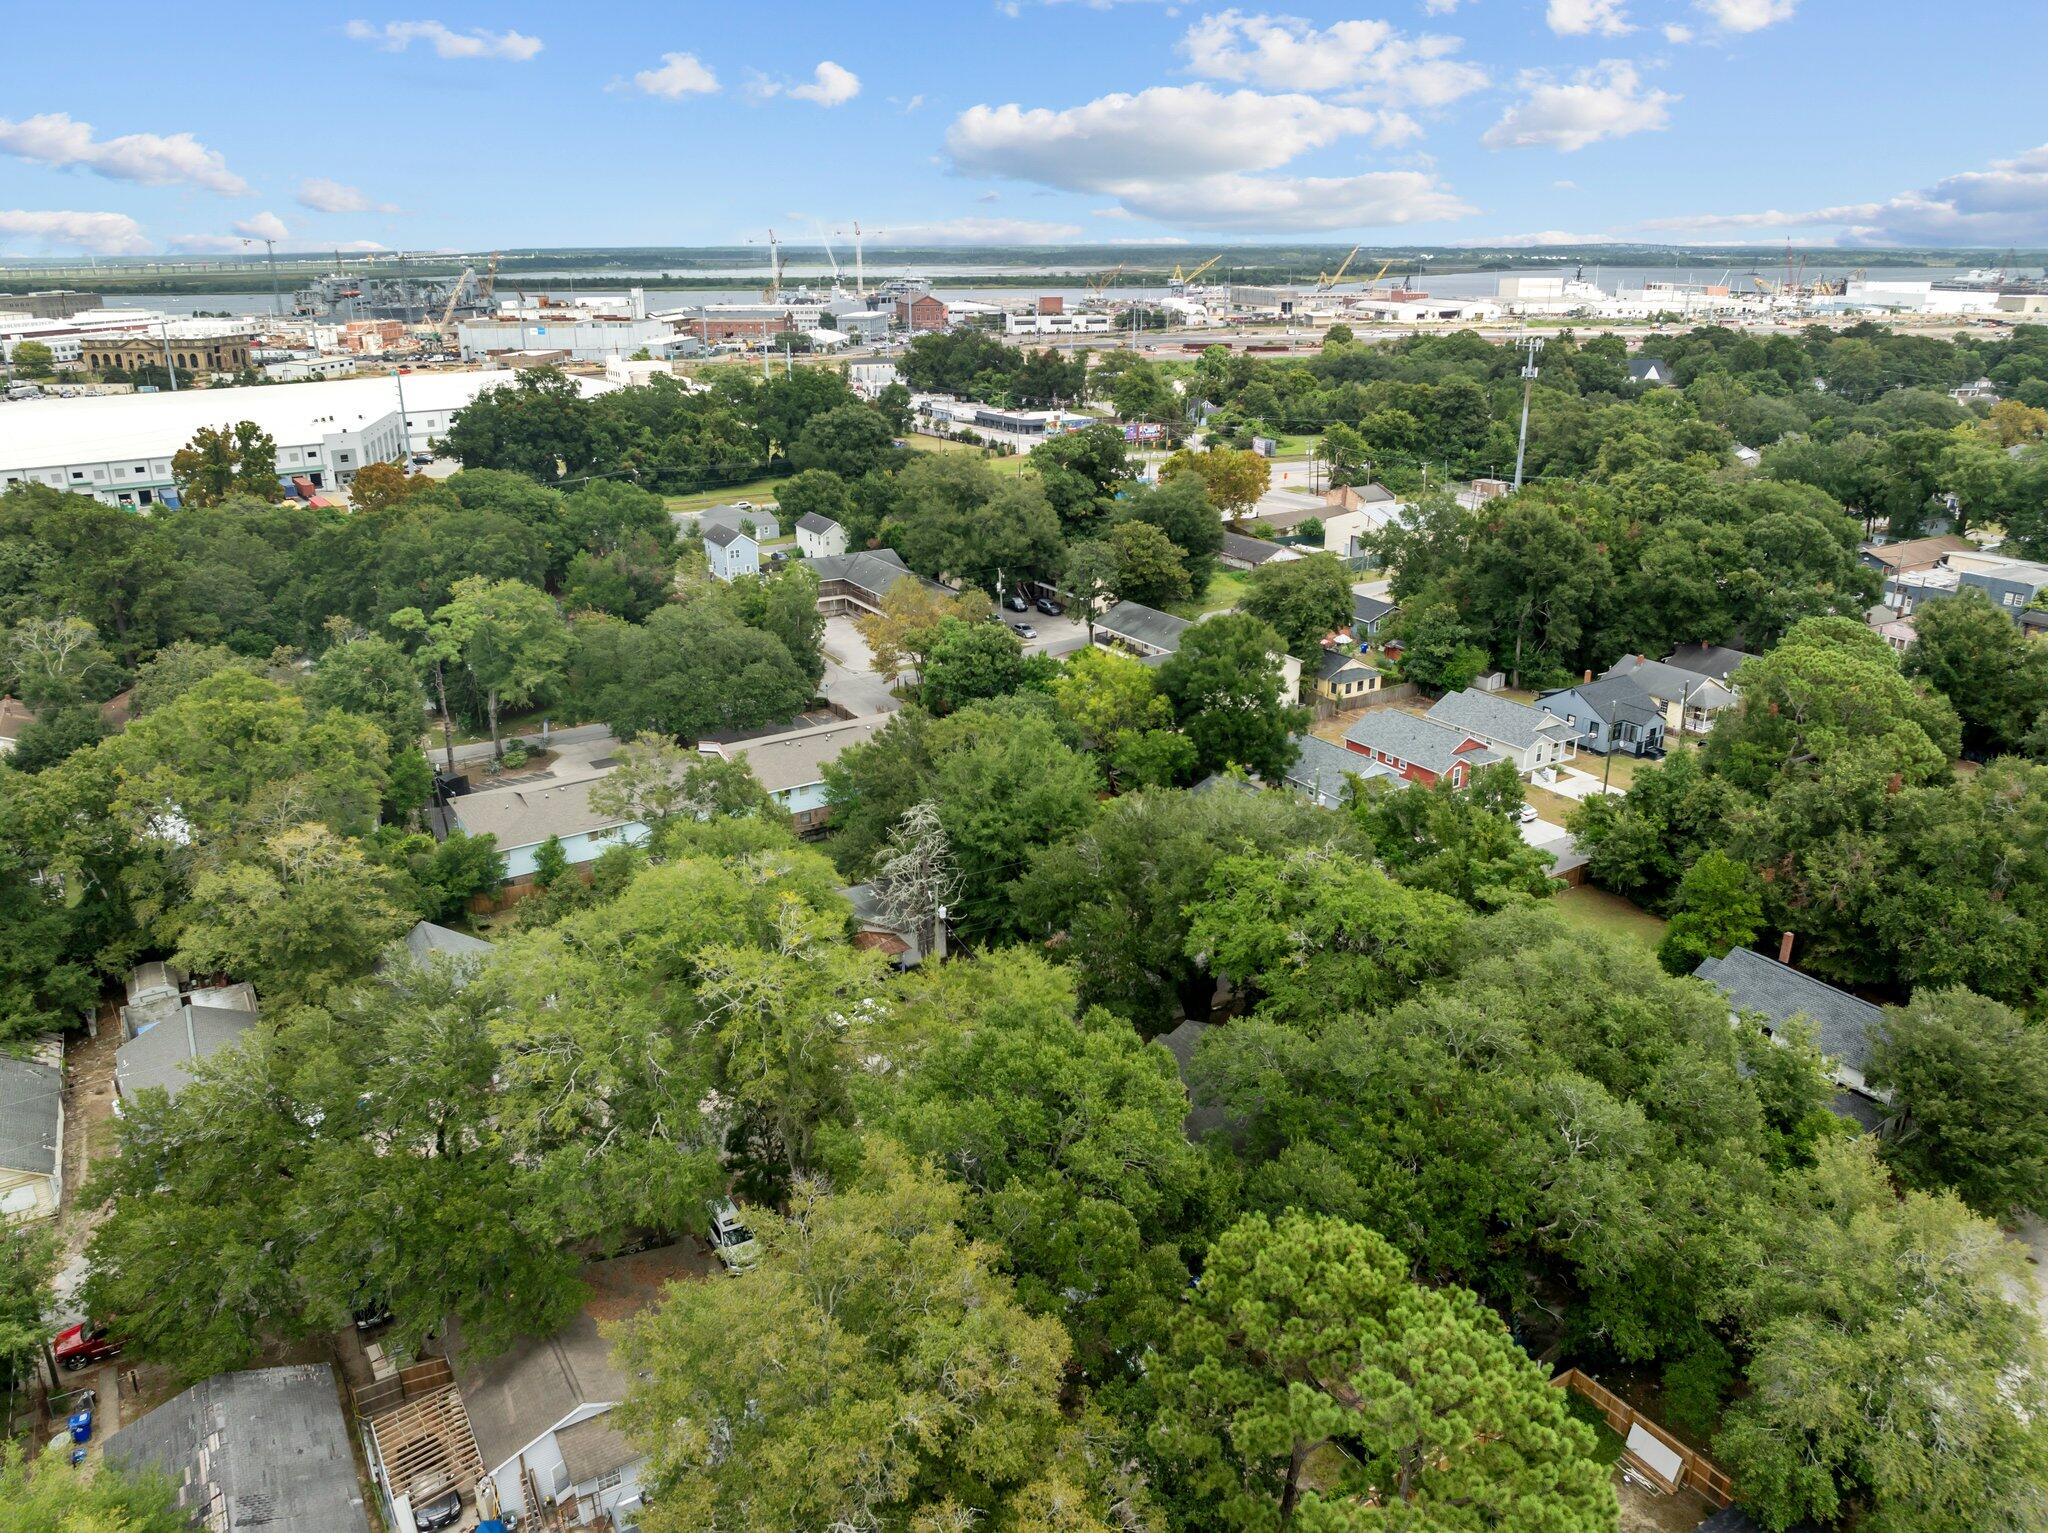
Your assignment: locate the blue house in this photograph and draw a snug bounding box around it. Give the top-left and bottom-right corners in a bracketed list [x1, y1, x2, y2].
[1537, 673, 1667, 756]
[704, 522, 759, 583]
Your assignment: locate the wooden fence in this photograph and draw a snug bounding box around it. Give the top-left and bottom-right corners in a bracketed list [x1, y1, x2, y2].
[1552, 1368, 1734, 1508]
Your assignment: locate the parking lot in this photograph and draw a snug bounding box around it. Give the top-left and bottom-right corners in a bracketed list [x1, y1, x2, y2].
[1000, 603, 1091, 658]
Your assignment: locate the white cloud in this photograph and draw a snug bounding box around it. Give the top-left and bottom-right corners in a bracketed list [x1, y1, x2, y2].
[1454, 230, 1610, 247]
[1423, 0, 1462, 11]
[864, 216, 1086, 244]
[343, 20, 542, 60]
[232, 211, 290, 242]
[947, 83, 1463, 231]
[334, 239, 390, 252]
[1695, 0, 1796, 31]
[297, 177, 398, 214]
[1178, 11, 1488, 108]
[168, 233, 254, 253]
[1108, 236, 1192, 245]
[1638, 143, 2048, 246]
[0, 112, 246, 195]
[1553, 179, 1580, 190]
[1663, 22, 1696, 41]
[1482, 62, 1675, 152]
[629, 52, 720, 98]
[788, 61, 861, 107]
[1546, 0, 1633, 37]
[0, 209, 151, 256]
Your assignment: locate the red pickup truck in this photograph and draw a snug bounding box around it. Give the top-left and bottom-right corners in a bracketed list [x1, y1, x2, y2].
[52, 1321, 122, 1371]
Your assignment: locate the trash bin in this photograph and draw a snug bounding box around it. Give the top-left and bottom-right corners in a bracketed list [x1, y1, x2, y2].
[68, 1407, 93, 1444]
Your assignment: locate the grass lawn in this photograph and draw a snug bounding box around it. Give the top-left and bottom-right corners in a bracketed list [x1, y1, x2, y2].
[1564, 1394, 1629, 1467]
[1551, 885, 1668, 954]
[663, 476, 791, 512]
[902, 435, 1035, 477]
[1166, 569, 1250, 619]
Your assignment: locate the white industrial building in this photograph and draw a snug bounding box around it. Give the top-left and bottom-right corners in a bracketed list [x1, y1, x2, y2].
[1841, 280, 2003, 315]
[0, 308, 230, 366]
[1003, 311, 1113, 336]
[0, 368, 614, 508]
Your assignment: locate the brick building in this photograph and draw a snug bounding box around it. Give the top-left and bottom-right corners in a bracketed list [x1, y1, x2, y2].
[895, 293, 947, 332]
[83, 331, 253, 376]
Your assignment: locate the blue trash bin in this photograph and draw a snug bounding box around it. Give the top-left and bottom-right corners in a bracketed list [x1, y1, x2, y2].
[68, 1407, 93, 1444]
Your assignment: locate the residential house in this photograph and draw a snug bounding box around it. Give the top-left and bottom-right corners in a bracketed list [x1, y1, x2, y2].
[1867, 601, 1917, 654]
[1342, 710, 1502, 788]
[1350, 592, 1398, 638]
[1093, 601, 1303, 700]
[1603, 654, 1738, 734]
[684, 504, 781, 543]
[115, 976, 261, 1107]
[1218, 531, 1304, 571]
[803, 547, 944, 615]
[703, 522, 758, 582]
[403, 919, 495, 971]
[1312, 647, 1382, 707]
[1319, 482, 1405, 559]
[1659, 642, 1754, 685]
[842, 882, 934, 967]
[104, 1365, 370, 1533]
[1538, 674, 1667, 756]
[0, 1043, 62, 1223]
[448, 1244, 703, 1530]
[1859, 533, 1975, 577]
[1093, 601, 1192, 661]
[1423, 689, 1576, 778]
[1284, 732, 1404, 810]
[1732, 445, 1761, 467]
[795, 511, 847, 558]
[1694, 946, 1889, 1129]
[1881, 552, 2048, 623]
[449, 770, 649, 883]
[708, 715, 889, 833]
[1628, 356, 1673, 385]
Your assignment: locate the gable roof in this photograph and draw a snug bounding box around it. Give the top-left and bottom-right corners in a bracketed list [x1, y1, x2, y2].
[1693, 947, 1885, 1076]
[1343, 710, 1496, 777]
[1096, 601, 1192, 654]
[1352, 592, 1397, 626]
[1317, 649, 1379, 683]
[795, 510, 840, 535]
[449, 771, 635, 853]
[404, 920, 495, 966]
[1628, 357, 1669, 381]
[1660, 642, 1754, 683]
[0, 1053, 61, 1178]
[803, 547, 933, 601]
[1425, 689, 1573, 751]
[1284, 733, 1402, 809]
[104, 1365, 369, 1533]
[1862, 534, 1974, 572]
[116, 1002, 258, 1102]
[702, 522, 749, 549]
[1220, 531, 1295, 566]
[721, 714, 888, 794]
[1543, 673, 1663, 727]
[1604, 655, 1737, 710]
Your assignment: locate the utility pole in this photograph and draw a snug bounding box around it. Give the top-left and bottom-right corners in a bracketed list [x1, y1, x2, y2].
[1512, 335, 1544, 489]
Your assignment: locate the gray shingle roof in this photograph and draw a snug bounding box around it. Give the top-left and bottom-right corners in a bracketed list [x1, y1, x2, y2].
[1425, 689, 1573, 751]
[1343, 710, 1492, 777]
[702, 522, 747, 548]
[1693, 947, 1885, 1076]
[449, 771, 635, 852]
[803, 548, 933, 602]
[1220, 531, 1291, 566]
[115, 1003, 258, 1102]
[104, 1365, 369, 1533]
[1660, 642, 1754, 683]
[404, 920, 495, 965]
[795, 511, 840, 535]
[1352, 593, 1396, 627]
[1284, 733, 1402, 809]
[1096, 601, 1192, 655]
[1317, 649, 1379, 683]
[1542, 674, 1662, 727]
[1604, 655, 1736, 710]
[0, 1053, 61, 1177]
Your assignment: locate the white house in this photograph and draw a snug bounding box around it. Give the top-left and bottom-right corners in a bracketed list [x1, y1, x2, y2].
[708, 715, 889, 833]
[704, 523, 759, 582]
[795, 511, 847, 558]
[448, 770, 649, 883]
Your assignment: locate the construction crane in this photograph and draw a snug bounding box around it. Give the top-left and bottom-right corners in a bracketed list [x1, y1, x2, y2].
[1170, 253, 1223, 289]
[434, 267, 475, 337]
[1086, 262, 1126, 301]
[1315, 245, 1362, 292]
[477, 251, 500, 310]
[749, 229, 783, 301]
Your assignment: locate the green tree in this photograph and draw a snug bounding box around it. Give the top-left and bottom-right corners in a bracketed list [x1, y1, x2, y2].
[304, 631, 426, 763]
[427, 576, 570, 762]
[1240, 553, 1353, 658]
[10, 340, 55, 378]
[531, 833, 570, 889]
[1122, 473, 1226, 595]
[7, 703, 108, 773]
[571, 603, 811, 744]
[1903, 586, 2048, 756]
[1106, 518, 1191, 608]
[771, 467, 854, 534]
[1867, 987, 2048, 1217]
[0, 1444, 189, 1531]
[1656, 848, 1765, 975]
[788, 402, 897, 478]
[171, 421, 279, 508]
[920, 616, 1025, 715]
[1062, 537, 1120, 639]
[612, 1141, 1082, 1533]
[1714, 1138, 2048, 1533]
[1160, 612, 1304, 781]
[0, 1224, 58, 1384]
[174, 824, 413, 1007]
[1162, 445, 1270, 518]
[1149, 1211, 1616, 1533]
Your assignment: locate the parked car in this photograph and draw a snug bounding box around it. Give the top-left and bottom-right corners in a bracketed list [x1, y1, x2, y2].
[1517, 804, 1539, 824]
[52, 1322, 122, 1371]
[1005, 593, 1029, 612]
[1033, 597, 1063, 616]
[1010, 622, 1038, 640]
[410, 452, 433, 466]
[707, 1198, 760, 1274]
[412, 1486, 463, 1530]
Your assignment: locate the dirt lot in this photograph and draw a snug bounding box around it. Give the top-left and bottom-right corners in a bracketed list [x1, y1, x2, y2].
[1617, 1475, 1715, 1532]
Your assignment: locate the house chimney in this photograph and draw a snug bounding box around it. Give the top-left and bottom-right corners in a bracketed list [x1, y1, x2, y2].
[1777, 931, 1795, 965]
[1583, 668, 1592, 683]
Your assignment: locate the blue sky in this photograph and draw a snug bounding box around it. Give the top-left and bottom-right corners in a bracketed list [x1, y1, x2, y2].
[1, 1, 2042, 256]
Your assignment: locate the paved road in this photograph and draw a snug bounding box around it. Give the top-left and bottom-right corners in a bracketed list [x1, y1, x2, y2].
[422, 721, 615, 768]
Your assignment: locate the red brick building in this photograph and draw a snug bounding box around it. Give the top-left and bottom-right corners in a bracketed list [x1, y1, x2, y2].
[895, 293, 947, 332]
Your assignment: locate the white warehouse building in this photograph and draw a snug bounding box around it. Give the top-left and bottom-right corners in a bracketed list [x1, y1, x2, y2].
[0, 368, 615, 509]
[1003, 311, 1113, 336]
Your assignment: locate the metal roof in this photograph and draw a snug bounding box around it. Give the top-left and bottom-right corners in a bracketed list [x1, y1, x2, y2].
[0, 1053, 60, 1178]
[104, 1364, 369, 1533]
[1694, 947, 1885, 1076]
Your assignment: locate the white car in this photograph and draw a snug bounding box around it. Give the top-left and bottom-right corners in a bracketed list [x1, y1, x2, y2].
[707, 1198, 760, 1274]
[1517, 803, 1539, 824]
